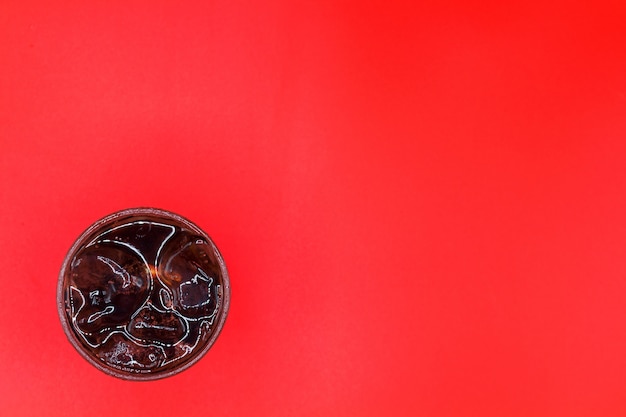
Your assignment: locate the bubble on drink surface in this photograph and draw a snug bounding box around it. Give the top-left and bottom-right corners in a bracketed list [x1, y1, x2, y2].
[58, 208, 230, 380]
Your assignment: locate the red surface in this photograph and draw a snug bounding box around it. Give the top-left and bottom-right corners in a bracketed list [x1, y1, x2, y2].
[2, 1, 626, 416]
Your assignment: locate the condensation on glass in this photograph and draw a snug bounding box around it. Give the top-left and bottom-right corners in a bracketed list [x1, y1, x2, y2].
[57, 208, 230, 380]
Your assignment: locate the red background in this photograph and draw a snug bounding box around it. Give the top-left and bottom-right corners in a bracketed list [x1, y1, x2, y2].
[2, 1, 626, 416]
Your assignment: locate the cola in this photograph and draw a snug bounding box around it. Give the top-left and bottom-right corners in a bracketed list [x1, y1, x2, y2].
[58, 208, 230, 380]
